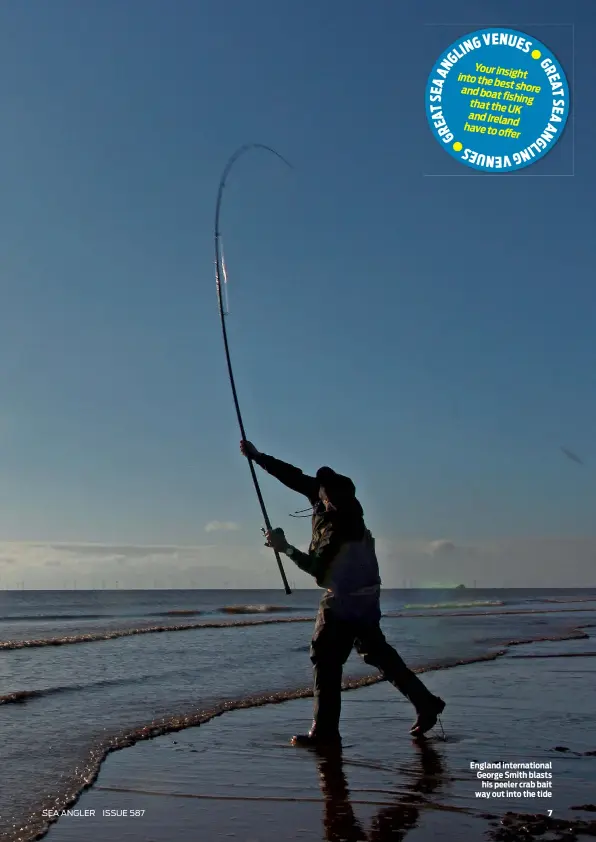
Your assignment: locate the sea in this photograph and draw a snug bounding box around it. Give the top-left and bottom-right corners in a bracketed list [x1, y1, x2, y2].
[1, 587, 596, 842]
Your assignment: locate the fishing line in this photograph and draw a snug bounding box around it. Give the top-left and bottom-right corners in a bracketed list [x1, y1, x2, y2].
[214, 143, 293, 595]
[289, 507, 315, 518]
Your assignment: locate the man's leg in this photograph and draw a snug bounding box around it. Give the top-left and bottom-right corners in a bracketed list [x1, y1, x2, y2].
[354, 623, 445, 735]
[293, 604, 354, 745]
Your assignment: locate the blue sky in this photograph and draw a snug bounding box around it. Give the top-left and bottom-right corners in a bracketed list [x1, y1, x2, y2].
[0, 0, 594, 587]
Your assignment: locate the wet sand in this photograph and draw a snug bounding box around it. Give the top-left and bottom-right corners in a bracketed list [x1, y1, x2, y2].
[42, 640, 596, 842]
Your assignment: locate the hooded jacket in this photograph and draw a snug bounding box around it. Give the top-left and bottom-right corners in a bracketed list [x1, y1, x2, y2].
[253, 452, 381, 620]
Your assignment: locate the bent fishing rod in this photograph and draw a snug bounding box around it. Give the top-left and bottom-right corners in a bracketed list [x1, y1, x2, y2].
[214, 143, 293, 595]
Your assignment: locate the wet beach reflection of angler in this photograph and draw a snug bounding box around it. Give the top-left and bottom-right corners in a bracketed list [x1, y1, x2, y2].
[314, 741, 446, 841]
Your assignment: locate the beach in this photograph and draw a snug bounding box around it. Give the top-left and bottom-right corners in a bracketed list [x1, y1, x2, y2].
[2, 589, 596, 842]
[43, 641, 596, 841]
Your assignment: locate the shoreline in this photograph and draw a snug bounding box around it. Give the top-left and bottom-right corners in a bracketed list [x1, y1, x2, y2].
[40, 640, 596, 842]
[6, 622, 595, 842]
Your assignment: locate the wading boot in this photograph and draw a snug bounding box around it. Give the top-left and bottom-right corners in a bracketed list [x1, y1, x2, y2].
[291, 724, 342, 748]
[410, 696, 446, 738]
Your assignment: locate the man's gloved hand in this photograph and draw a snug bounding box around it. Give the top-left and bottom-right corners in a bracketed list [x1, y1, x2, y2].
[240, 440, 260, 460]
[264, 528, 289, 553]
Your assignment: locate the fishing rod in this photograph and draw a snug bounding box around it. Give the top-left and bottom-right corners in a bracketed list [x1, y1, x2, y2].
[214, 143, 293, 595]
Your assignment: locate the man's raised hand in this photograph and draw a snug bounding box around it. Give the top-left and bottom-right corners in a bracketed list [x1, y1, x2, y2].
[240, 440, 260, 460]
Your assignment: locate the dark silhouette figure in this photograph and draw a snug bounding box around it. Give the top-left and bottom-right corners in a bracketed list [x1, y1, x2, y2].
[241, 439, 445, 743]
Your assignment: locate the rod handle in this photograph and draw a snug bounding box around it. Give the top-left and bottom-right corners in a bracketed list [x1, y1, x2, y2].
[262, 528, 292, 595]
[276, 549, 292, 595]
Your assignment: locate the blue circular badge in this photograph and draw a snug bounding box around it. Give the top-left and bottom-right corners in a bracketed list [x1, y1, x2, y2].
[425, 28, 570, 172]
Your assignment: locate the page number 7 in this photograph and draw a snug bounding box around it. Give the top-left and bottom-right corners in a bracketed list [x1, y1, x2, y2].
[548, 810, 553, 817]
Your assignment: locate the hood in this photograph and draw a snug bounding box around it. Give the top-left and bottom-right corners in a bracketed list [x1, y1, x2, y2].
[315, 467, 363, 521]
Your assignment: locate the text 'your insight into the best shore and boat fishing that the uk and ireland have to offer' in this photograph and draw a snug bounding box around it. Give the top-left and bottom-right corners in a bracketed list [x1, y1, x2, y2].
[425, 28, 570, 173]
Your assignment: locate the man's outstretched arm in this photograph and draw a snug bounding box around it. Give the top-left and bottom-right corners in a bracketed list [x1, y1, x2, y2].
[240, 440, 320, 502]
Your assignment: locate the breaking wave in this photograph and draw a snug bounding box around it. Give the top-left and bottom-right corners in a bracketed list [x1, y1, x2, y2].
[2, 597, 595, 626]
[1, 604, 303, 624]
[0, 669, 212, 706]
[403, 600, 505, 610]
[220, 604, 294, 614]
[0, 616, 314, 651]
[3, 606, 596, 652]
[0, 613, 117, 623]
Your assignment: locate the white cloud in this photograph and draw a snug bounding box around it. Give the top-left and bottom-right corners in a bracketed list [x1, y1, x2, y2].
[428, 539, 457, 556]
[204, 521, 240, 533]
